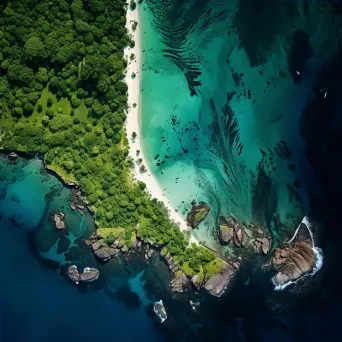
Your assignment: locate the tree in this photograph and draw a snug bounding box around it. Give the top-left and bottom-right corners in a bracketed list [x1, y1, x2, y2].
[23, 36, 45, 60]
[75, 19, 90, 33]
[23, 102, 34, 116]
[7, 64, 34, 85]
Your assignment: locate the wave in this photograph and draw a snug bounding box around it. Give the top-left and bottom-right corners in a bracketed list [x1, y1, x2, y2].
[273, 216, 324, 291]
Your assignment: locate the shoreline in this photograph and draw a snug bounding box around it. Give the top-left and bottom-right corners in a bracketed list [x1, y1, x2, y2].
[124, 3, 198, 244]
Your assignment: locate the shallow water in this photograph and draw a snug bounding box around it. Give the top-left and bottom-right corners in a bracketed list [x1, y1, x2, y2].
[139, 0, 339, 249]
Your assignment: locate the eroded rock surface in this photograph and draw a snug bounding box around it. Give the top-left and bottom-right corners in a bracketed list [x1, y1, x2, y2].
[269, 223, 315, 286]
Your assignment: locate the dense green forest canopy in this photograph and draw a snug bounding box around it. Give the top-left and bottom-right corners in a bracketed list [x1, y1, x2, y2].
[0, 0, 221, 277]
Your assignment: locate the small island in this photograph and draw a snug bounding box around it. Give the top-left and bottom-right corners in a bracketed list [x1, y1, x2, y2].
[67, 265, 99, 285]
[186, 201, 211, 228]
[153, 300, 167, 323]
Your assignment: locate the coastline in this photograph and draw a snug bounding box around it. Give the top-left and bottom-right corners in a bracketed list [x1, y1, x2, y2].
[124, 3, 198, 244]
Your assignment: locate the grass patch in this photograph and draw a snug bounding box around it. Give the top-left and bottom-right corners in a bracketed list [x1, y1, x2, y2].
[96, 227, 125, 239]
[182, 262, 196, 276]
[194, 208, 207, 222]
[203, 258, 225, 277]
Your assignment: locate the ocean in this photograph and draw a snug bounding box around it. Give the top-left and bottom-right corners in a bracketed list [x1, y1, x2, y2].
[2, 0, 342, 341]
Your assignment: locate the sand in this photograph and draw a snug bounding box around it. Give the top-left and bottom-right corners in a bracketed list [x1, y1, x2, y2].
[124, 2, 197, 244]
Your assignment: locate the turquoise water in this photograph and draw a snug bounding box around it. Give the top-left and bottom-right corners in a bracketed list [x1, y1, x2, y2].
[139, 0, 337, 249]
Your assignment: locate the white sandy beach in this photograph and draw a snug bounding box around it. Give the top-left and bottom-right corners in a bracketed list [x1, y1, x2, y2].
[124, 3, 197, 244]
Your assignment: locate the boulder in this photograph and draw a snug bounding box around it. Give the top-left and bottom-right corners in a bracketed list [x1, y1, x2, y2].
[153, 300, 167, 323]
[170, 271, 190, 293]
[191, 274, 203, 290]
[241, 231, 248, 247]
[54, 212, 65, 230]
[92, 242, 101, 251]
[204, 263, 237, 296]
[94, 247, 112, 261]
[67, 265, 99, 284]
[70, 203, 76, 211]
[253, 237, 271, 255]
[79, 267, 99, 282]
[271, 241, 315, 286]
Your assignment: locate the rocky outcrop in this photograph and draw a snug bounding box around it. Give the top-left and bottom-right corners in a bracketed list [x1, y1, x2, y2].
[67, 265, 99, 285]
[94, 246, 119, 261]
[8, 152, 18, 161]
[218, 216, 234, 243]
[154, 300, 167, 323]
[204, 262, 239, 296]
[218, 216, 248, 247]
[54, 212, 65, 230]
[170, 271, 190, 293]
[269, 223, 316, 286]
[186, 201, 210, 228]
[253, 237, 271, 255]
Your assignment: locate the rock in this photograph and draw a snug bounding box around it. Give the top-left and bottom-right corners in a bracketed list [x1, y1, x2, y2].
[204, 263, 237, 296]
[54, 212, 65, 230]
[254, 237, 271, 255]
[170, 271, 190, 293]
[121, 246, 128, 254]
[92, 242, 101, 251]
[148, 249, 153, 258]
[70, 203, 76, 211]
[153, 300, 167, 323]
[191, 274, 203, 290]
[132, 238, 138, 248]
[79, 267, 99, 282]
[186, 201, 210, 228]
[76, 204, 85, 210]
[257, 229, 263, 235]
[137, 241, 142, 248]
[94, 247, 112, 261]
[67, 265, 99, 284]
[8, 152, 18, 161]
[167, 256, 173, 265]
[241, 231, 248, 247]
[269, 223, 316, 286]
[218, 216, 234, 243]
[233, 229, 242, 247]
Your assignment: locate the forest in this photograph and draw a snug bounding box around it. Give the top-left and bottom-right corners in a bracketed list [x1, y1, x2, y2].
[0, 0, 222, 279]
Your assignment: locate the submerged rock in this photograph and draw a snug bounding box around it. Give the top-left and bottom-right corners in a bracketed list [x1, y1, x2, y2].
[186, 201, 210, 228]
[54, 212, 65, 230]
[153, 300, 167, 323]
[269, 222, 316, 286]
[67, 265, 99, 285]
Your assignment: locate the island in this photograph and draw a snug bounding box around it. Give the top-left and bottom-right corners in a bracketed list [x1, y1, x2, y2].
[153, 300, 167, 323]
